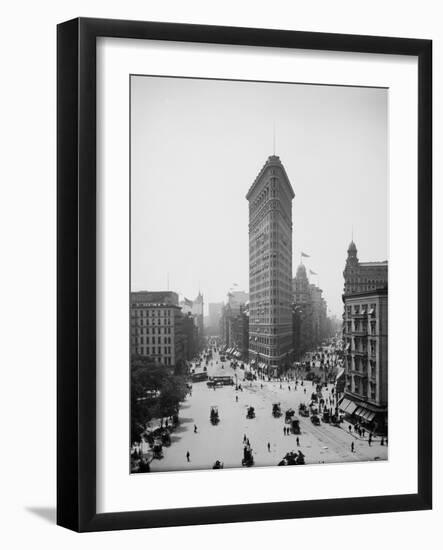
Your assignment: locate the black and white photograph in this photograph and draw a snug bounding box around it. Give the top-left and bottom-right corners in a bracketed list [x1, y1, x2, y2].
[130, 75, 389, 474]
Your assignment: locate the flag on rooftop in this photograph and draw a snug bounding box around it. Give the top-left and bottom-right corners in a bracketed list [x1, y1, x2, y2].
[301, 252, 310, 258]
[309, 269, 318, 275]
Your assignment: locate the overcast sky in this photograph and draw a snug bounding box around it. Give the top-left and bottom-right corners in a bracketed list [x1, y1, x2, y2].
[131, 76, 388, 317]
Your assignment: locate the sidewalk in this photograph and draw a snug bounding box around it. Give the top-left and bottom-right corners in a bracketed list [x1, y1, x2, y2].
[340, 420, 387, 445]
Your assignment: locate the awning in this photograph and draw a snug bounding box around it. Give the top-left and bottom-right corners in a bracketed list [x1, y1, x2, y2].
[354, 406, 376, 422]
[339, 398, 358, 414]
[361, 409, 376, 421]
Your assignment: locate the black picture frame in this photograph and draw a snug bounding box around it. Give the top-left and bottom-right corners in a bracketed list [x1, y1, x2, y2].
[57, 17, 432, 532]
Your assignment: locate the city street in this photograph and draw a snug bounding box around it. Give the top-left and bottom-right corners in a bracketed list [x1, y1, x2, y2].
[149, 351, 387, 472]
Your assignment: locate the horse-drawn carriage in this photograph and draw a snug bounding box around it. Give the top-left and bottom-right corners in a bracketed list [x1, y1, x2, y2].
[272, 403, 282, 417]
[285, 408, 295, 423]
[310, 414, 321, 426]
[152, 439, 163, 459]
[278, 451, 305, 466]
[298, 403, 310, 417]
[246, 406, 256, 419]
[242, 445, 254, 467]
[210, 406, 220, 425]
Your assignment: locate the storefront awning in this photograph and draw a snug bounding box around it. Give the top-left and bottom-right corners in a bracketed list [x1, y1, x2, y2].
[362, 410, 376, 421]
[354, 406, 376, 422]
[339, 398, 358, 414]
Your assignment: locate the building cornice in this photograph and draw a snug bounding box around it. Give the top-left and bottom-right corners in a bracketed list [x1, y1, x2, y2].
[246, 155, 295, 200]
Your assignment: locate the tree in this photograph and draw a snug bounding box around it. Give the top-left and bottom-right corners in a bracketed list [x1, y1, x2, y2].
[130, 355, 189, 444]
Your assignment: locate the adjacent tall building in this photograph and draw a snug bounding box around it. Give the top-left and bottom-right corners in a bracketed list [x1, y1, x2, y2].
[343, 240, 388, 294]
[341, 241, 388, 434]
[246, 155, 295, 372]
[130, 291, 184, 366]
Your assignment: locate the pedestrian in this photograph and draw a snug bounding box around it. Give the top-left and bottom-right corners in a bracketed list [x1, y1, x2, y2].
[283, 426, 286, 436]
[296, 437, 300, 447]
[194, 424, 198, 433]
[362, 428, 366, 438]
[236, 395, 239, 402]
[368, 435, 372, 446]
[304, 388, 306, 394]
[381, 437, 385, 446]
[348, 425, 352, 433]
[351, 442, 354, 453]
[243, 434, 247, 443]
[267, 442, 271, 452]
[186, 451, 190, 462]
[288, 385, 291, 391]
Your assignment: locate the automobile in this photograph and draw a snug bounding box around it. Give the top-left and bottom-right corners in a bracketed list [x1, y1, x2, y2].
[210, 406, 220, 425]
[310, 414, 321, 426]
[298, 403, 309, 417]
[272, 403, 282, 417]
[290, 418, 301, 434]
[246, 406, 256, 419]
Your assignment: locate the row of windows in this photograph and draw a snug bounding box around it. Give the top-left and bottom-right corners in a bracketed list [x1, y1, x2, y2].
[132, 309, 173, 317]
[133, 318, 172, 326]
[345, 304, 377, 316]
[133, 326, 172, 335]
[134, 336, 172, 345]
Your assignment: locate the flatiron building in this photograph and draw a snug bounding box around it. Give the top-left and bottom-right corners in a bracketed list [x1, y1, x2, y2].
[246, 155, 295, 372]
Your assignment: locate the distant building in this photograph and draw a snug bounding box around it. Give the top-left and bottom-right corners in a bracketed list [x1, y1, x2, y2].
[207, 302, 224, 336]
[181, 312, 199, 360]
[130, 291, 184, 366]
[227, 291, 249, 312]
[246, 155, 294, 373]
[221, 291, 249, 360]
[179, 292, 205, 350]
[292, 263, 330, 360]
[341, 288, 388, 433]
[343, 241, 388, 294]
